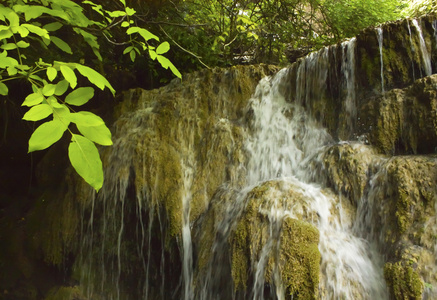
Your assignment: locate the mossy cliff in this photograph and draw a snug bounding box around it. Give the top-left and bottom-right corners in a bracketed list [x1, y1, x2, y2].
[76, 64, 280, 298]
[3, 14, 437, 300]
[283, 15, 437, 142]
[359, 74, 437, 155]
[312, 143, 437, 299]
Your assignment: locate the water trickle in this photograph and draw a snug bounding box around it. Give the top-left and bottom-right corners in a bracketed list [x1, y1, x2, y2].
[341, 38, 357, 134]
[294, 48, 329, 108]
[412, 19, 432, 76]
[181, 155, 194, 300]
[407, 20, 417, 80]
[376, 28, 385, 93]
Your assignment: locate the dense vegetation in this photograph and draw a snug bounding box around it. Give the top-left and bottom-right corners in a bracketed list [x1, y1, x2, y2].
[0, 0, 432, 190]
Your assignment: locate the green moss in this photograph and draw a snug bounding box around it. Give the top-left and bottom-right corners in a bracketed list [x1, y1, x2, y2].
[274, 218, 320, 299]
[44, 286, 85, 300]
[230, 180, 321, 298]
[319, 143, 379, 205]
[384, 262, 424, 300]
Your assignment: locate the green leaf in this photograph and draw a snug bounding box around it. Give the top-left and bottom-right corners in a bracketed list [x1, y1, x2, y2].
[129, 49, 136, 62]
[68, 111, 104, 126]
[123, 46, 134, 55]
[47, 95, 64, 109]
[75, 64, 115, 95]
[125, 7, 136, 16]
[169, 64, 182, 79]
[16, 40, 30, 48]
[126, 27, 159, 41]
[107, 10, 126, 18]
[77, 123, 112, 146]
[22, 92, 44, 106]
[21, 24, 49, 39]
[13, 5, 52, 21]
[121, 21, 130, 27]
[43, 22, 62, 32]
[68, 134, 103, 192]
[50, 36, 72, 54]
[74, 29, 102, 60]
[47, 67, 57, 81]
[65, 87, 94, 106]
[0, 82, 8, 95]
[52, 104, 71, 121]
[22, 103, 52, 121]
[0, 43, 17, 50]
[54, 79, 69, 96]
[156, 42, 170, 55]
[0, 55, 19, 68]
[16, 26, 29, 38]
[6, 11, 19, 28]
[28, 119, 67, 152]
[60, 65, 77, 88]
[42, 83, 56, 96]
[157, 55, 182, 78]
[0, 29, 13, 40]
[149, 49, 157, 60]
[7, 66, 17, 76]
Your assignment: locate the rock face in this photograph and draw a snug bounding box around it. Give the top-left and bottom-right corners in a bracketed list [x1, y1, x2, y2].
[4, 15, 437, 300]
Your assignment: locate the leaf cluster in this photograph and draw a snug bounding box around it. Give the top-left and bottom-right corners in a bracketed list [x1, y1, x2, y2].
[0, 0, 181, 192]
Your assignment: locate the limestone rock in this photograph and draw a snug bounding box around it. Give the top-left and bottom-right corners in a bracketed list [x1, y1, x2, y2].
[230, 180, 321, 299]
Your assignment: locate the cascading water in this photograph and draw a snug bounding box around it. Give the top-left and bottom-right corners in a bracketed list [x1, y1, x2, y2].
[341, 38, 357, 135]
[241, 69, 389, 299]
[412, 19, 433, 76]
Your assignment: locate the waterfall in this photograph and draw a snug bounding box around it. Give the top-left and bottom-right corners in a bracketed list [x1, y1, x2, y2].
[181, 148, 194, 300]
[376, 28, 385, 93]
[243, 69, 388, 298]
[341, 38, 357, 135]
[407, 20, 417, 80]
[69, 15, 437, 300]
[412, 19, 432, 76]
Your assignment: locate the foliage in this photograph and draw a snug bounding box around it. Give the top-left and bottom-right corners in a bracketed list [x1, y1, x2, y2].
[320, 0, 407, 40]
[140, 0, 407, 68]
[0, 0, 180, 192]
[402, 0, 437, 17]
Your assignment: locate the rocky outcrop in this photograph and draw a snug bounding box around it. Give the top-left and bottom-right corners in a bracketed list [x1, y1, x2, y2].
[230, 180, 321, 299]
[359, 74, 437, 155]
[4, 14, 437, 300]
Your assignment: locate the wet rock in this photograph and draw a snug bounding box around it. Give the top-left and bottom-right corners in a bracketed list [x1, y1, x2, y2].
[359, 75, 437, 155]
[230, 180, 320, 299]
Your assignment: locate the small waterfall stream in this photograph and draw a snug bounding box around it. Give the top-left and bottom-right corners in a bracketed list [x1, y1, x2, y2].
[241, 69, 388, 298]
[377, 28, 385, 93]
[412, 19, 433, 76]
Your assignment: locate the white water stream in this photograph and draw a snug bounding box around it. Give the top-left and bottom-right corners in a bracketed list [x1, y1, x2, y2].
[412, 19, 432, 76]
[377, 28, 385, 93]
[243, 68, 389, 298]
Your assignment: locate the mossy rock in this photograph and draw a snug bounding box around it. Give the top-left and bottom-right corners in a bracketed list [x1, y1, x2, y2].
[314, 142, 382, 205]
[359, 75, 437, 155]
[384, 261, 423, 300]
[230, 179, 320, 299]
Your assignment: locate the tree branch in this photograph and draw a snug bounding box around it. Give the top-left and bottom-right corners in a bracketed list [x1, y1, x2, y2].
[159, 25, 211, 69]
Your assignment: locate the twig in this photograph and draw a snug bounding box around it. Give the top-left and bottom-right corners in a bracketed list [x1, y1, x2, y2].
[102, 31, 131, 46]
[159, 25, 211, 69]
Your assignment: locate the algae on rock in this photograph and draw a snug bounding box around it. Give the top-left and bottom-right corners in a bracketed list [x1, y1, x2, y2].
[230, 180, 320, 299]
